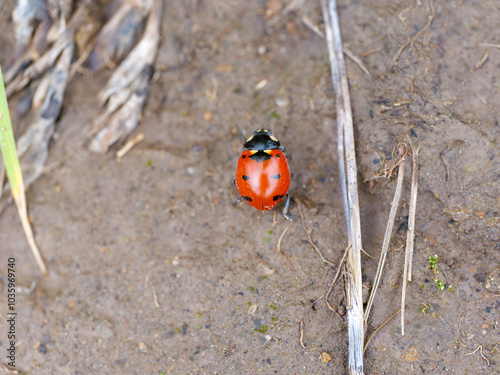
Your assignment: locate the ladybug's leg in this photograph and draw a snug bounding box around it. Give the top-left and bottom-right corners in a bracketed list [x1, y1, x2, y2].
[232, 178, 245, 206]
[283, 193, 293, 221]
[233, 196, 244, 206]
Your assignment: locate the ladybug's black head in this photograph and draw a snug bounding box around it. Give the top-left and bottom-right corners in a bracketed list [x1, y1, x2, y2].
[243, 129, 281, 150]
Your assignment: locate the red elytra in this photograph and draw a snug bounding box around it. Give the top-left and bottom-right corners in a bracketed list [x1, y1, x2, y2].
[235, 129, 291, 216]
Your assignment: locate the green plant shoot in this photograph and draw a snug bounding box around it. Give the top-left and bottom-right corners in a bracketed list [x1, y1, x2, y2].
[0, 65, 48, 277]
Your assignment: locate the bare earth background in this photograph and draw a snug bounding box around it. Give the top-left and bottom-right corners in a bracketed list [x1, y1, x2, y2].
[1, 1, 499, 374]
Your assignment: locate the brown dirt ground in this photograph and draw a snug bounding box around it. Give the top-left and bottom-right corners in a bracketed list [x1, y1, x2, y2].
[1, 1, 499, 374]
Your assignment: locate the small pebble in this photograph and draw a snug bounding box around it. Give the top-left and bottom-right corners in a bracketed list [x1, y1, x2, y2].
[138, 342, 148, 353]
[248, 304, 257, 314]
[172, 256, 181, 266]
[321, 352, 332, 363]
[204, 111, 213, 122]
[337, 305, 346, 317]
[485, 266, 500, 293]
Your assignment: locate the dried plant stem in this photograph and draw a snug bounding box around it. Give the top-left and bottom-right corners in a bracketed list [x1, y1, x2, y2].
[276, 226, 295, 271]
[343, 48, 371, 77]
[364, 309, 401, 354]
[116, 132, 145, 159]
[20, 208, 48, 277]
[364, 147, 406, 325]
[322, 0, 364, 373]
[392, 0, 435, 66]
[401, 141, 419, 336]
[299, 296, 324, 349]
[326, 246, 349, 321]
[479, 42, 500, 49]
[299, 320, 306, 349]
[406, 140, 419, 280]
[276, 226, 289, 252]
[344, 263, 364, 373]
[326, 246, 349, 311]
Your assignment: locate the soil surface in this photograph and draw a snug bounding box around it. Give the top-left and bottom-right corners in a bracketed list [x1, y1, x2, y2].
[1, 1, 499, 374]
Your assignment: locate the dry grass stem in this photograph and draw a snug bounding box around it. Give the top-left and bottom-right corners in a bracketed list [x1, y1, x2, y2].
[343, 48, 371, 77]
[276, 227, 295, 271]
[479, 42, 500, 49]
[326, 246, 349, 320]
[321, 0, 364, 372]
[276, 226, 289, 253]
[301, 15, 325, 38]
[360, 247, 375, 259]
[344, 263, 364, 372]
[116, 133, 145, 159]
[299, 320, 306, 349]
[20, 209, 49, 277]
[365, 146, 406, 325]
[364, 309, 401, 354]
[405, 140, 419, 278]
[475, 51, 489, 69]
[401, 140, 419, 336]
[145, 272, 160, 308]
[490, 342, 500, 353]
[300, 16, 371, 77]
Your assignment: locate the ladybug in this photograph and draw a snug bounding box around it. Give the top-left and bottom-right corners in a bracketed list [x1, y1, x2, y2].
[235, 129, 291, 220]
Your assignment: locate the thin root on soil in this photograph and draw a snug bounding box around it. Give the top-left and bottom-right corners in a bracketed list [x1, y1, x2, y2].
[392, 0, 435, 66]
[326, 246, 349, 321]
[276, 226, 295, 271]
[296, 199, 335, 268]
[464, 345, 490, 366]
[364, 309, 401, 354]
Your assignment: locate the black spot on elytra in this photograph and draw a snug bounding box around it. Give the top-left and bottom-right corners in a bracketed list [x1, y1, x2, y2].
[273, 194, 284, 201]
[270, 174, 280, 179]
[242, 175, 250, 180]
[243, 196, 253, 202]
